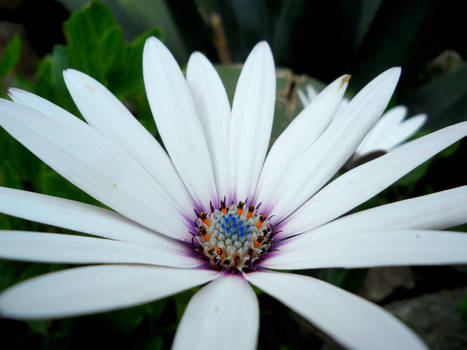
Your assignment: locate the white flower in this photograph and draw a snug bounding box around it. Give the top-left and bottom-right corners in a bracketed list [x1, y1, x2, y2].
[0, 37, 467, 350]
[299, 84, 427, 159]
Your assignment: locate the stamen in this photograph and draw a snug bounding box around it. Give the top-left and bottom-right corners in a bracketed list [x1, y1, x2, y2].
[194, 200, 274, 271]
[216, 247, 224, 258]
[221, 200, 227, 215]
[199, 211, 210, 226]
[256, 214, 266, 229]
[237, 201, 244, 216]
[254, 235, 264, 248]
[199, 226, 210, 241]
[247, 204, 254, 219]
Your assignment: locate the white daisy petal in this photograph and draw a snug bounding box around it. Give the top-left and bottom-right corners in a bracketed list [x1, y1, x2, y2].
[297, 88, 310, 107]
[306, 84, 319, 101]
[229, 41, 275, 201]
[0, 99, 187, 240]
[325, 185, 467, 232]
[143, 37, 217, 207]
[0, 186, 185, 248]
[0, 231, 199, 267]
[62, 70, 194, 215]
[271, 67, 401, 218]
[255, 75, 349, 206]
[356, 105, 407, 154]
[276, 185, 467, 244]
[173, 274, 259, 350]
[376, 113, 427, 151]
[0, 265, 218, 319]
[8, 87, 92, 132]
[186, 52, 231, 199]
[245, 271, 427, 350]
[284, 121, 467, 235]
[264, 230, 467, 269]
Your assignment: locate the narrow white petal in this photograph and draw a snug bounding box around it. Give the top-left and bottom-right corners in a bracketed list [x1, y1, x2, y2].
[255, 75, 349, 206]
[246, 271, 427, 350]
[328, 185, 467, 231]
[229, 42, 275, 201]
[143, 37, 217, 207]
[62, 70, 194, 215]
[376, 113, 427, 151]
[0, 231, 199, 267]
[356, 105, 407, 154]
[306, 84, 319, 101]
[264, 230, 467, 269]
[271, 68, 401, 218]
[186, 52, 231, 199]
[284, 121, 467, 235]
[334, 97, 350, 117]
[8, 87, 82, 126]
[0, 186, 185, 248]
[0, 99, 188, 240]
[297, 88, 310, 107]
[173, 274, 258, 350]
[277, 185, 467, 244]
[0, 265, 218, 319]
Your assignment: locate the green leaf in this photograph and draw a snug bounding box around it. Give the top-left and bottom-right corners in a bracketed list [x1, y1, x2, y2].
[108, 28, 163, 96]
[0, 34, 22, 76]
[26, 320, 53, 336]
[350, 0, 438, 90]
[101, 305, 146, 333]
[173, 287, 199, 322]
[394, 159, 432, 189]
[142, 336, 163, 350]
[35, 45, 77, 114]
[0, 214, 10, 229]
[0, 129, 41, 187]
[145, 298, 167, 326]
[403, 64, 467, 130]
[64, 1, 124, 81]
[59, 0, 189, 62]
[0, 159, 22, 188]
[214, 64, 241, 103]
[340, 0, 383, 51]
[317, 268, 368, 293]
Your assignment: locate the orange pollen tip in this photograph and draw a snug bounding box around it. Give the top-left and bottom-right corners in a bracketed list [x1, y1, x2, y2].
[221, 208, 227, 215]
[254, 240, 261, 248]
[216, 247, 224, 258]
[237, 208, 243, 216]
[203, 218, 210, 226]
[246, 212, 253, 220]
[202, 233, 210, 241]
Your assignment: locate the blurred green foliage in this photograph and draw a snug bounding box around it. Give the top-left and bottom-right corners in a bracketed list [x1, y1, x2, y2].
[0, 34, 21, 77]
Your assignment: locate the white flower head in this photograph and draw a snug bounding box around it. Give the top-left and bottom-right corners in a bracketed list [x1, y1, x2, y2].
[1, 37, 467, 350]
[299, 83, 427, 160]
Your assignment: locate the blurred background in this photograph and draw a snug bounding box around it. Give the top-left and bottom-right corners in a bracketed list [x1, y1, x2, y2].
[1, 0, 466, 349]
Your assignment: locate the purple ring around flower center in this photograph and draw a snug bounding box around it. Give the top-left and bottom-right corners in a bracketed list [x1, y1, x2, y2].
[190, 199, 276, 272]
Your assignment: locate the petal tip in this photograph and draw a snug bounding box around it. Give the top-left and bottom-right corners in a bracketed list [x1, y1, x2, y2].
[144, 36, 165, 53]
[251, 41, 273, 59]
[187, 51, 207, 68]
[342, 74, 351, 84]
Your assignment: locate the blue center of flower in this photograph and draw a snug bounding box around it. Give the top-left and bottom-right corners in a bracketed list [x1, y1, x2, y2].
[193, 200, 273, 271]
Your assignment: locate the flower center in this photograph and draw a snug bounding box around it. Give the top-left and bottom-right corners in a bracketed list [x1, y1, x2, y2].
[192, 200, 274, 271]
